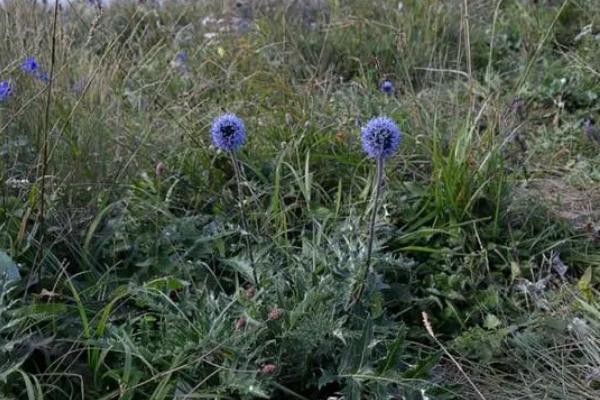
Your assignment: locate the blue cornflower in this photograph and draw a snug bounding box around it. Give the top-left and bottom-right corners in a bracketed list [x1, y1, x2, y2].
[361, 117, 402, 160]
[176, 51, 188, 63]
[20, 56, 49, 82]
[20, 57, 40, 75]
[211, 114, 247, 152]
[380, 79, 394, 94]
[0, 80, 12, 102]
[37, 71, 49, 83]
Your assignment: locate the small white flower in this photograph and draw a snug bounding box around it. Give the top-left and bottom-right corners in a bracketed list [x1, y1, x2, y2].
[568, 317, 589, 336]
[5, 177, 30, 189]
[202, 16, 216, 26]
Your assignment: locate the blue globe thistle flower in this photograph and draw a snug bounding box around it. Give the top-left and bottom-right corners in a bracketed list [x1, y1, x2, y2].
[380, 79, 394, 94]
[0, 80, 12, 102]
[361, 117, 402, 160]
[211, 114, 247, 152]
[20, 57, 40, 75]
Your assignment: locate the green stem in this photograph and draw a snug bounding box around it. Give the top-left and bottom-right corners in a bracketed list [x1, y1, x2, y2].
[230, 152, 260, 290]
[365, 157, 384, 279]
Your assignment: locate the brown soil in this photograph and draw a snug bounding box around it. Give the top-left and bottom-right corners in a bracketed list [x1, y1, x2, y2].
[522, 178, 600, 229]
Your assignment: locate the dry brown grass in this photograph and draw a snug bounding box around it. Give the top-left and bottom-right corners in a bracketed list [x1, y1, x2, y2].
[521, 178, 600, 230]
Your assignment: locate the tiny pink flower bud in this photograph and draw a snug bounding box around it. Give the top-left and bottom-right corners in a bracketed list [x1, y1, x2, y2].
[155, 162, 166, 177]
[261, 363, 276, 374]
[235, 317, 247, 330]
[244, 285, 256, 299]
[268, 307, 284, 321]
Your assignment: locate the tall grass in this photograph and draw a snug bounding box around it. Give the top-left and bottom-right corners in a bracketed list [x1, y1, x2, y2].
[1, 0, 599, 399]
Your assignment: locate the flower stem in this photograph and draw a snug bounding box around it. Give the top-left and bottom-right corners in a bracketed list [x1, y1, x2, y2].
[350, 157, 385, 307]
[365, 157, 384, 276]
[230, 152, 260, 290]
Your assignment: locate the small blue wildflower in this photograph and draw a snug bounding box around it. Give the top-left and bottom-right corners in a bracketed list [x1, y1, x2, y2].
[20, 57, 40, 75]
[72, 77, 87, 94]
[361, 117, 402, 160]
[380, 79, 394, 94]
[0, 80, 12, 102]
[176, 51, 188, 63]
[21, 56, 49, 82]
[211, 114, 247, 152]
[171, 51, 190, 75]
[37, 71, 49, 83]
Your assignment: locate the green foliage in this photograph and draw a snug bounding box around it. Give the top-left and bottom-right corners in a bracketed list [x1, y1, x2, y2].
[0, 0, 599, 399]
[462, 290, 600, 399]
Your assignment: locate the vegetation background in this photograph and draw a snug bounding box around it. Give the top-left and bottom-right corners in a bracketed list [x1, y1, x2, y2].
[1, 0, 600, 398]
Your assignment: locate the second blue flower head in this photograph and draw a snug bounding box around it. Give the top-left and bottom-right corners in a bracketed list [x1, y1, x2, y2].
[361, 117, 402, 160]
[211, 114, 247, 152]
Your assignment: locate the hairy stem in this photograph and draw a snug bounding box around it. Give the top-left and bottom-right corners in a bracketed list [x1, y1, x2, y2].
[350, 157, 385, 308]
[230, 152, 260, 290]
[349, 155, 385, 310]
[365, 157, 384, 274]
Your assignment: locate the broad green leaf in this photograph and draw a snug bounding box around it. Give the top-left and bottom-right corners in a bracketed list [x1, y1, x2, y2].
[484, 314, 501, 330]
[0, 250, 20, 283]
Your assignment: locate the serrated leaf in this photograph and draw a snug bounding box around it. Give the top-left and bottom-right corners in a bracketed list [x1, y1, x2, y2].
[578, 267, 593, 301]
[0, 251, 20, 283]
[484, 314, 501, 330]
[222, 257, 254, 282]
[247, 384, 270, 399]
[510, 261, 521, 281]
[402, 353, 441, 379]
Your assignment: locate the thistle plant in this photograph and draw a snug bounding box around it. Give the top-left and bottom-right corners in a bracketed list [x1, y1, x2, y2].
[211, 113, 259, 289]
[357, 117, 402, 300]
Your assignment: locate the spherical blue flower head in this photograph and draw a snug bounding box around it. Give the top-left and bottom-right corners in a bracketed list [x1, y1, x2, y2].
[361, 117, 402, 160]
[0, 80, 12, 102]
[380, 80, 394, 94]
[211, 114, 247, 152]
[21, 57, 39, 75]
